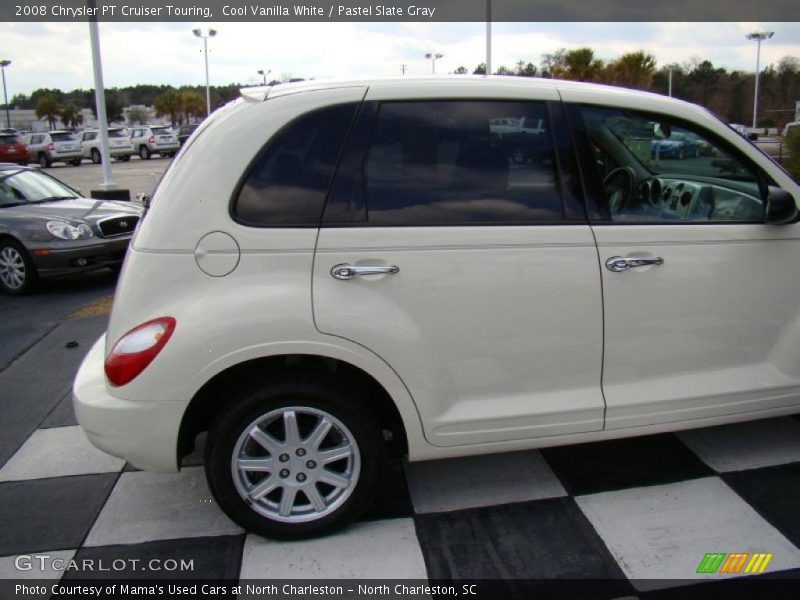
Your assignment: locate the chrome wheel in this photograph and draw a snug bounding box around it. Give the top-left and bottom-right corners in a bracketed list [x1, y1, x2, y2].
[0, 246, 26, 290]
[231, 406, 361, 524]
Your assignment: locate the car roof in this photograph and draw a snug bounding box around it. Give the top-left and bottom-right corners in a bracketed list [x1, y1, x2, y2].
[240, 75, 697, 111]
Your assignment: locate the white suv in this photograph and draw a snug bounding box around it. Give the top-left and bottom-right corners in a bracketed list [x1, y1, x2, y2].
[80, 128, 134, 163]
[74, 77, 800, 539]
[130, 125, 179, 159]
[24, 131, 82, 167]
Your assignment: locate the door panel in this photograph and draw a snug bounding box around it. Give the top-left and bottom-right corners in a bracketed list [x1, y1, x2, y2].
[597, 224, 800, 428]
[313, 226, 605, 446]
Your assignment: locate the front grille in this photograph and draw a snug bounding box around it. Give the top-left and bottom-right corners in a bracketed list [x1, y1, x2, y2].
[97, 215, 140, 238]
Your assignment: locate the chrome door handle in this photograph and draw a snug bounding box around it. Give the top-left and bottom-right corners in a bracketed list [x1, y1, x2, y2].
[331, 263, 400, 280]
[605, 256, 664, 272]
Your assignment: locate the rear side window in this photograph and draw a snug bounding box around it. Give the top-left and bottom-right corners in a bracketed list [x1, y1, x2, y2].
[0, 135, 21, 144]
[362, 100, 562, 225]
[233, 103, 357, 226]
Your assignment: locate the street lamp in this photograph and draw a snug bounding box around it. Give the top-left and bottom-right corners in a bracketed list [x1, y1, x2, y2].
[193, 28, 217, 117]
[425, 52, 443, 75]
[0, 60, 11, 129]
[746, 31, 774, 130]
[257, 69, 271, 85]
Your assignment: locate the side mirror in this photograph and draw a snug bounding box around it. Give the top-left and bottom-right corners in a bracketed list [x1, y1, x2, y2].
[765, 186, 798, 224]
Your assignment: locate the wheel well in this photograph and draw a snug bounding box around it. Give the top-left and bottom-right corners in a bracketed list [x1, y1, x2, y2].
[177, 355, 409, 466]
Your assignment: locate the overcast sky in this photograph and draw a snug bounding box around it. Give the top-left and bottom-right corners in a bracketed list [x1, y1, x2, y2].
[0, 21, 798, 97]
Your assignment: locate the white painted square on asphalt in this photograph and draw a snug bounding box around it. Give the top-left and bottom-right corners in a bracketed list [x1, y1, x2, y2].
[0, 426, 124, 483]
[677, 417, 800, 472]
[576, 477, 800, 591]
[83, 467, 242, 546]
[240, 518, 427, 580]
[0, 549, 75, 580]
[405, 450, 566, 514]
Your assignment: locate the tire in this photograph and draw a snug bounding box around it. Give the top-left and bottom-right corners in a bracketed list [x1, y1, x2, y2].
[0, 239, 37, 295]
[71, 158, 81, 166]
[39, 153, 51, 168]
[91, 148, 101, 164]
[205, 378, 384, 539]
[139, 145, 151, 159]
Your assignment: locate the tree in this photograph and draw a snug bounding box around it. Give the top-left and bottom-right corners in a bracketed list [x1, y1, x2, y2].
[180, 90, 206, 123]
[90, 90, 124, 123]
[495, 65, 513, 76]
[516, 62, 537, 77]
[563, 48, 604, 82]
[540, 49, 566, 78]
[153, 89, 182, 125]
[473, 63, 486, 75]
[126, 107, 148, 126]
[607, 51, 657, 90]
[453, 66, 468, 75]
[60, 103, 83, 130]
[35, 94, 60, 130]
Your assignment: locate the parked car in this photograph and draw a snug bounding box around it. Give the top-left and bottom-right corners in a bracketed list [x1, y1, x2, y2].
[177, 123, 200, 147]
[23, 131, 82, 167]
[80, 128, 134, 163]
[130, 125, 179, 159]
[73, 77, 800, 540]
[651, 131, 701, 159]
[0, 164, 142, 294]
[729, 123, 748, 137]
[0, 132, 30, 165]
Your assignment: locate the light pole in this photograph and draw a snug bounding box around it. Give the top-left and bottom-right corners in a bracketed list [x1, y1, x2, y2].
[0, 60, 10, 129]
[425, 52, 443, 75]
[668, 67, 673, 97]
[193, 28, 217, 117]
[746, 31, 774, 130]
[257, 69, 270, 85]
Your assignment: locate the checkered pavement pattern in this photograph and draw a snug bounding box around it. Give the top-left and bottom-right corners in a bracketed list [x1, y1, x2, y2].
[2, 316, 800, 598]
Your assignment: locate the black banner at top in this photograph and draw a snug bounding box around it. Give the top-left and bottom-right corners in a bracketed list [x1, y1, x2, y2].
[4, 0, 800, 22]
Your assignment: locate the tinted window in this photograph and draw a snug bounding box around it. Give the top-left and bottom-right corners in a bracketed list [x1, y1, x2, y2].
[234, 103, 357, 226]
[579, 105, 764, 222]
[50, 132, 77, 142]
[0, 135, 22, 144]
[108, 129, 127, 138]
[362, 101, 561, 225]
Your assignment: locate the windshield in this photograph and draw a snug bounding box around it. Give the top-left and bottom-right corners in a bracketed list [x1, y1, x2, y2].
[0, 135, 23, 144]
[0, 169, 79, 207]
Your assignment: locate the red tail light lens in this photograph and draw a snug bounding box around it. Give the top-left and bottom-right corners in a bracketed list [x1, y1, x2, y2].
[47, 143, 54, 151]
[148, 135, 155, 143]
[105, 317, 176, 387]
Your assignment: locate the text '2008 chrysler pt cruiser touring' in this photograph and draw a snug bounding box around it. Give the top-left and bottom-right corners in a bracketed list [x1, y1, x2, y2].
[74, 76, 800, 539]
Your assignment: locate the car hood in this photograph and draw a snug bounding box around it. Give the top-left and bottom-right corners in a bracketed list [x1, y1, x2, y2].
[1, 197, 142, 223]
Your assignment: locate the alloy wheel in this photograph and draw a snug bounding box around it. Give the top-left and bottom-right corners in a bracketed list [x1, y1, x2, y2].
[230, 406, 361, 524]
[0, 246, 26, 290]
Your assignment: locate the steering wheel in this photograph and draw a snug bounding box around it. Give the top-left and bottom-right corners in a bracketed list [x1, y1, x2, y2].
[603, 166, 636, 213]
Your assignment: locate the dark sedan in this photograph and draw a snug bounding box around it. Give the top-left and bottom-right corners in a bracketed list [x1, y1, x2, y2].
[0, 164, 142, 294]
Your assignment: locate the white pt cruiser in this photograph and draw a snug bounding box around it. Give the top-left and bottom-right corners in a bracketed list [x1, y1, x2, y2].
[74, 77, 800, 539]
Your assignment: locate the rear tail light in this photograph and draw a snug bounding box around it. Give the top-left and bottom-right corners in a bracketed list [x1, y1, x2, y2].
[47, 143, 54, 151]
[148, 135, 155, 143]
[105, 317, 176, 387]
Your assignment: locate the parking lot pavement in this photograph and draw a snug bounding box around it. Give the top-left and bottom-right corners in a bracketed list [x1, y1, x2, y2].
[1, 305, 799, 596]
[39, 156, 171, 199]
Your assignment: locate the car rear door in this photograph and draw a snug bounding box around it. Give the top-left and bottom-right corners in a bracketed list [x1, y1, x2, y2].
[312, 87, 605, 448]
